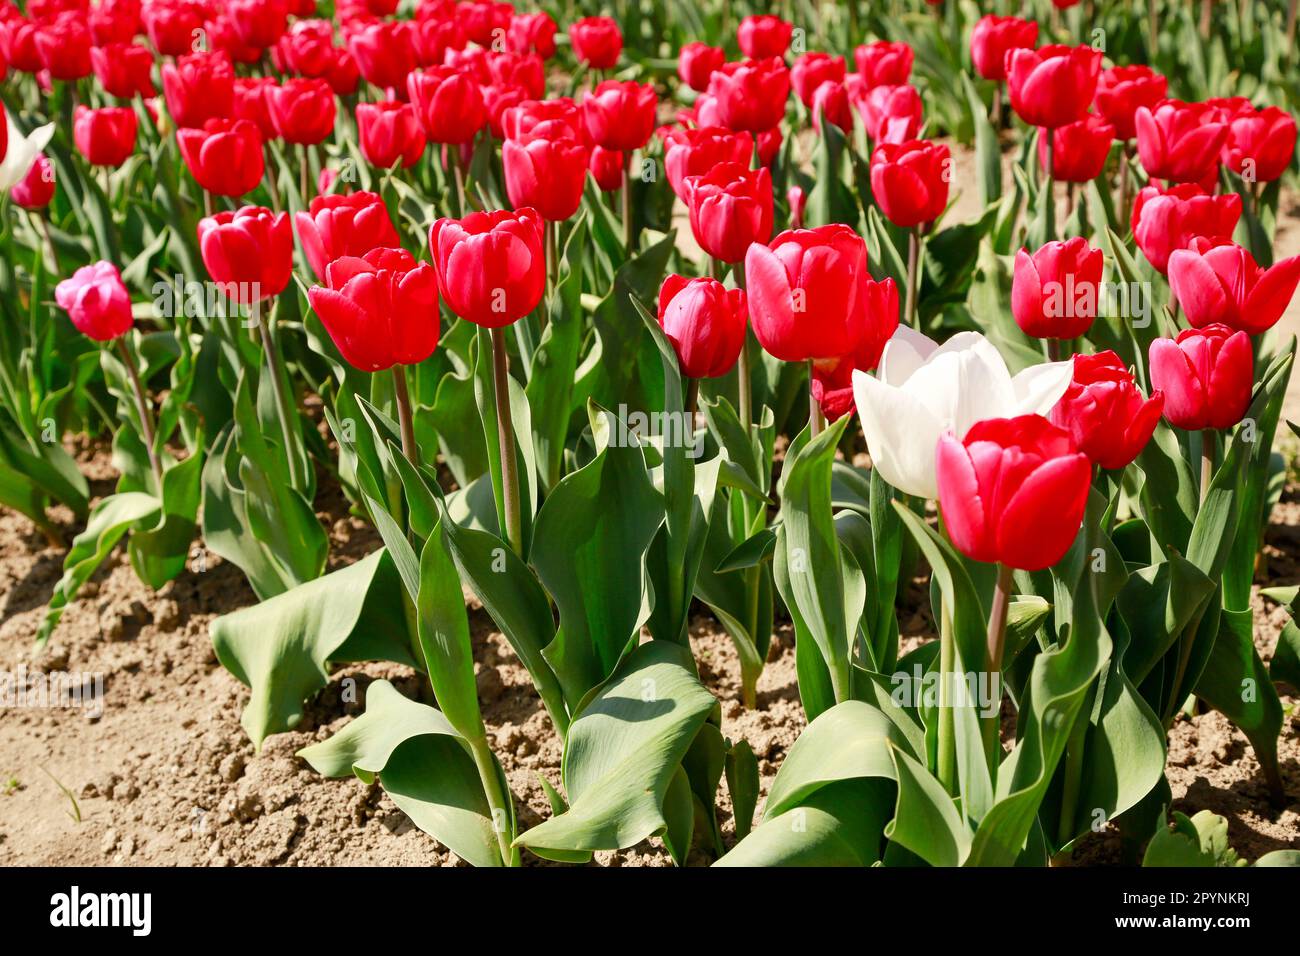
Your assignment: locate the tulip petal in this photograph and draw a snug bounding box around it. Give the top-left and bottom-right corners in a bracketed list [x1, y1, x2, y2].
[1243, 254, 1300, 335]
[996, 452, 1091, 570]
[1009, 360, 1075, 416]
[852, 367, 944, 498]
[877, 324, 937, 386]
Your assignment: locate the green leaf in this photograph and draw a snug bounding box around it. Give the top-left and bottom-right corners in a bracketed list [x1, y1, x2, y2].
[725, 739, 759, 841]
[416, 519, 485, 742]
[888, 744, 972, 867]
[1143, 810, 1245, 868]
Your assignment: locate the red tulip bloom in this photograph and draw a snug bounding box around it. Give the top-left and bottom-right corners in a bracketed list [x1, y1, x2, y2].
[308, 247, 439, 372]
[90, 0, 140, 45]
[1132, 183, 1241, 274]
[266, 77, 336, 145]
[969, 15, 1037, 82]
[176, 118, 265, 198]
[142, 0, 205, 56]
[936, 415, 1090, 571]
[582, 79, 658, 152]
[275, 18, 336, 76]
[206, 13, 263, 66]
[357, 100, 426, 169]
[501, 96, 583, 142]
[1149, 325, 1253, 431]
[73, 105, 137, 168]
[455, 0, 511, 48]
[851, 81, 922, 144]
[198, 206, 293, 305]
[294, 191, 401, 281]
[162, 51, 235, 129]
[657, 274, 748, 380]
[870, 140, 950, 229]
[791, 52, 845, 108]
[744, 223, 872, 362]
[34, 12, 91, 80]
[678, 41, 724, 93]
[0, 18, 43, 74]
[810, 277, 899, 420]
[1093, 65, 1167, 141]
[854, 40, 914, 88]
[406, 66, 486, 144]
[92, 42, 155, 100]
[569, 15, 621, 70]
[1223, 106, 1297, 185]
[661, 125, 752, 200]
[1011, 237, 1105, 339]
[737, 14, 792, 60]
[429, 208, 546, 328]
[347, 19, 415, 91]
[787, 185, 806, 229]
[482, 83, 530, 139]
[589, 145, 624, 192]
[1006, 44, 1102, 129]
[232, 77, 278, 140]
[685, 162, 774, 265]
[444, 44, 490, 82]
[707, 58, 790, 134]
[1038, 113, 1115, 183]
[1135, 100, 1228, 186]
[507, 11, 557, 59]
[1169, 238, 1300, 336]
[11, 154, 55, 209]
[411, 17, 467, 66]
[55, 261, 134, 341]
[1050, 351, 1163, 471]
[502, 128, 589, 222]
[758, 127, 782, 168]
[811, 81, 853, 135]
[486, 51, 544, 100]
[325, 48, 360, 96]
[227, 0, 288, 50]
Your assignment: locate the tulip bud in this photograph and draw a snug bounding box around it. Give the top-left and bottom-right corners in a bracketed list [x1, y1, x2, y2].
[1132, 183, 1241, 274]
[787, 185, 806, 229]
[429, 208, 545, 328]
[1094, 65, 1167, 141]
[294, 191, 402, 281]
[1149, 324, 1253, 431]
[589, 145, 624, 192]
[1135, 100, 1228, 187]
[176, 118, 265, 198]
[657, 274, 748, 379]
[569, 15, 621, 70]
[685, 161, 774, 265]
[1049, 351, 1163, 471]
[1038, 114, 1115, 183]
[853, 40, 914, 88]
[308, 247, 440, 372]
[1223, 105, 1297, 185]
[266, 77, 337, 146]
[1168, 239, 1300, 336]
[357, 101, 426, 170]
[73, 105, 137, 168]
[811, 81, 852, 135]
[678, 42, 724, 93]
[969, 15, 1037, 82]
[198, 205, 293, 304]
[1012, 238, 1105, 340]
[870, 139, 950, 229]
[11, 153, 55, 209]
[1006, 44, 1101, 129]
[55, 261, 134, 342]
[737, 14, 792, 60]
[936, 415, 1091, 571]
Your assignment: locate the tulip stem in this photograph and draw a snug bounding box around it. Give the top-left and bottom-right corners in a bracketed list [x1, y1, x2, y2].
[466, 734, 519, 867]
[34, 210, 57, 273]
[685, 377, 699, 423]
[116, 337, 163, 492]
[937, 599, 958, 795]
[1200, 429, 1215, 506]
[299, 145, 309, 203]
[904, 227, 921, 331]
[1057, 691, 1091, 847]
[1045, 134, 1056, 242]
[621, 152, 634, 251]
[392, 365, 418, 469]
[734, 266, 753, 436]
[980, 563, 1014, 770]
[252, 298, 302, 491]
[203, 190, 213, 219]
[491, 327, 524, 555]
[544, 220, 557, 325]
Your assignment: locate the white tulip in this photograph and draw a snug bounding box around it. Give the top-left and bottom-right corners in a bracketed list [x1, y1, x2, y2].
[0, 110, 55, 192]
[851, 327, 1074, 499]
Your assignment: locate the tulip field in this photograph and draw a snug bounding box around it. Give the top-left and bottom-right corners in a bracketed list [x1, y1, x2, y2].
[5, 0, 1300, 874]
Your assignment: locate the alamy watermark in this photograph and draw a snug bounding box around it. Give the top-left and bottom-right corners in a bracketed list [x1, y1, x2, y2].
[1, 665, 105, 719]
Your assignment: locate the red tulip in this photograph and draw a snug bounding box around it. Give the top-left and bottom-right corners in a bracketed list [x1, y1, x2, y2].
[791, 52, 846, 108]
[936, 415, 1090, 571]
[429, 207, 546, 328]
[744, 223, 872, 362]
[810, 276, 899, 420]
[1006, 44, 1102, 129]
[308, 247, 439, 372]
[162, 51, 235, 129]
[0, 18, 42, 74]
[582, 79, 658, 151]
[55, 261, 134, 342]
[787, 184, 806, 229]
[406, 66, 486, 144]
[1135, 100, 1228, 186]
[444, 44, 490, 82]
[1149, 325, 1253, 431]
[969, 15, 1037, 82]
[232, 77, 278, 140]
[811, 80, 852, 135]
[657, 274, 748, 379]
[347, 19, 415, 91]
[34, 12, 91, 80]
[324, 48, 360, 97]
[1223, 106, 1297, 185]
[1093, 65, 1167, 140]
[176, 118, 265, 197]
[206, 13, 263, 66]
[482, 82, 530, 139]
[357, 100, 426, 169]
[275, 18, 335, 76]
[486, 51, 543, 100]
[758, 127, 783, 168]
[90, 0, 140, 45]
[266, 77, 336, 145]
[707, 58, 790, 133]
[11, 154, 55, 209]
[142, 0, 205, 56]
[1169, 238, 1300, 335]
[661, 125, 753, 199]
[1049, 351, 1163, 471]
[853, 40, 914, 88]
[1131, 183, 1241, 274]
[870, 140, 950, 229]
[455, 0, 511, 48]
[410, 15, 464, 66]
[589, 145, 623, 192]
[678, 41, 724, 93]
[503, 128, 589, 222]
[198, 205, 293, 304]
[1011, 237, 1105, 339]
[1038, 113, 1115, 183]
[737, 14, 792, 60]
[294, 191, 401, 281]
[501, 96, 583, 142]
[73, 105, 137, 168]
[1207, 96, 1255, 124]
[569, 15, 621, 70]
[227, 0, 288, 50]
[851, 80, 922, 144]
[685, 162, 774, 265]
[507, 11, 557, 58]
[91, 42, 155, 100]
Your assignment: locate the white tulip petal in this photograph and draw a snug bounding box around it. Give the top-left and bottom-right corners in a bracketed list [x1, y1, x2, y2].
[1010, 360, 1075, 416]
[852, 367, 944, 499]
[878, 325, 938, 386]
[0, 113, 55, 191]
